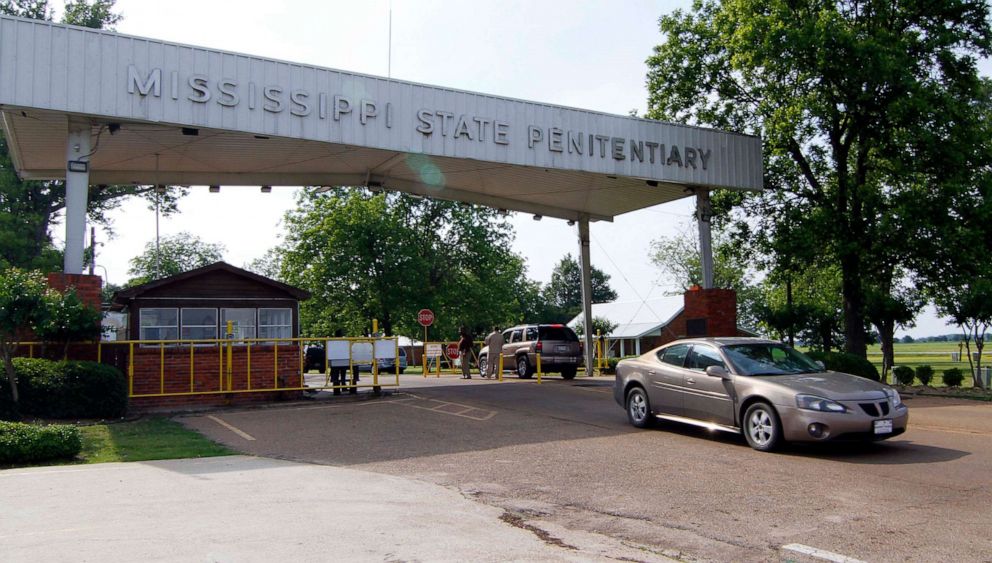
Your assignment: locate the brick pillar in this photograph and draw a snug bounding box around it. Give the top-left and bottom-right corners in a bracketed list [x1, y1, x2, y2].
[47, 273, 102, 310]
[683, 287, 737, 337]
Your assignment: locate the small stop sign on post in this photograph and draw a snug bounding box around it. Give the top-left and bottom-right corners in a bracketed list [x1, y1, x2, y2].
[445, 343, 460, 359]
[418, 309, 434, 327]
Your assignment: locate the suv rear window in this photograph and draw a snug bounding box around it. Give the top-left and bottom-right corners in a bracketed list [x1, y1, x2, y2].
[538, 326, 578, 341]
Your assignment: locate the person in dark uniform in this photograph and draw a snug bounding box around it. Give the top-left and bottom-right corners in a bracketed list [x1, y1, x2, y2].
[330, 329, 347, 396]
[458, 326, 473, 379]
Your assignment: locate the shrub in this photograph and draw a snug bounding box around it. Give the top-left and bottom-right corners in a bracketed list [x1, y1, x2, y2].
[0, 421, 81, 464]
[942, 368, 965, 387]
[915, 365, 934, 386]
[602, 357, 621, 375]
[0, 389, 18, 421]
[804, 351, 880, 381]
[15, 358, 128, 419]
[893, 365, 915, 385]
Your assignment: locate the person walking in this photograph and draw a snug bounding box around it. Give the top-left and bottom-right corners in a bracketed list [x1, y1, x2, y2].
[458, 326, 473, 379]
[485, 326, 503, 379]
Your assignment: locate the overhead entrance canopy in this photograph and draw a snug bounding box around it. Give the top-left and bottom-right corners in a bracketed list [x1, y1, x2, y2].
[0, 15, 763, 372]
[0, 15, 761, 223]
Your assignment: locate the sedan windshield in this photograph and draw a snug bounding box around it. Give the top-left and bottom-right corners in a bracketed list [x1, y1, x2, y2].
[722, 343, 823, 376]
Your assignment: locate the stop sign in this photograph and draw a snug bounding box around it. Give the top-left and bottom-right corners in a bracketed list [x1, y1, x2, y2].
[445, 343, 460, 359]
[417, 309, 434, 327]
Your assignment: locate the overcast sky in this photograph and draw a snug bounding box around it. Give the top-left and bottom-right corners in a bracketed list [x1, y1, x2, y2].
[65, 0, 971, 338]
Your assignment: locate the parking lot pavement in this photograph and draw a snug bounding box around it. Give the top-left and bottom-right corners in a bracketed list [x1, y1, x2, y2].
[178, 378, 991, 561]
[0, 455, 674, 563]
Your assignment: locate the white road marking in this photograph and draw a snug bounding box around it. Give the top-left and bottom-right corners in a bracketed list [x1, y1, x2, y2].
[782, 543, 867, 563]
[207, 415, 256, 441]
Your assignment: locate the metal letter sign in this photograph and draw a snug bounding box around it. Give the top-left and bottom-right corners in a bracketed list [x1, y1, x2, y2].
[426, 343, 443, 358]
[418, 309, 435, 327]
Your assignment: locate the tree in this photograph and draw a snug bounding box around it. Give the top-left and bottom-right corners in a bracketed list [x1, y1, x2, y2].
[757, 265, 844, 351]
[126, 232, 225, 285]
[934, 281, 992, 389]
[280, 188, 535, 340]
[0, 268, 48, 404]
[245, 248, 284, 282]
[33, 288, 102, 359]
[649, 228, 761, 330]
[542, 254, 617, 323]
[647, 0, 992, 357]
[573, 316, 618, 339]
[0, 1, 188, 271]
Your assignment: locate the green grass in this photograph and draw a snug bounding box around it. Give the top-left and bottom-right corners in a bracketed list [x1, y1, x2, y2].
[77, 417, 233, 464]
[862, 342, 987, 388]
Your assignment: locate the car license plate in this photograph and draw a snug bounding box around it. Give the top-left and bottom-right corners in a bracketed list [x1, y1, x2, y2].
[556, 345, 569, 352]
[873, 419, 893, 435]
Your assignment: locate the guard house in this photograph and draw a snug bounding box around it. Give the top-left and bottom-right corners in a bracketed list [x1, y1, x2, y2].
[109, 262, 311, 408]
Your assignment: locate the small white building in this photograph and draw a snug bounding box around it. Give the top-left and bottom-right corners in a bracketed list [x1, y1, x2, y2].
[568, 296, 684, 357]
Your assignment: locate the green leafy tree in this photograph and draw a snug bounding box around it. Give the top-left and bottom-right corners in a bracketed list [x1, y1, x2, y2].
[33, 289, 102, 359]
[757, 265, 844, 351]
[280, 188, 534, 340]
[573, 316, 618, 338]
[542, 254, 617, 323]
[0, 1, 188, 271]
[0, 268, 48, 403]
[649, 228, 761, 330]
[126, 232, 225, 285]
[647, 0, 992, 357]
[245, 248, 284, 282]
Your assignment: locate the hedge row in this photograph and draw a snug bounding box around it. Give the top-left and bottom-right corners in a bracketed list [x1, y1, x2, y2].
[0, 359, 127, 420]
[804, 350, 880, 381]
[0, 421, 81, 464]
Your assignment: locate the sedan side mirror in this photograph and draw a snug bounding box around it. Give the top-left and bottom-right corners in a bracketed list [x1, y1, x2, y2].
[815, 360, 825, 370]
[705, 365, 730, 379]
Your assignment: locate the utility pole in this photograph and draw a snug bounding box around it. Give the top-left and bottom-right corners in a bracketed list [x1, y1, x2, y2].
[88, 226, 96, 275]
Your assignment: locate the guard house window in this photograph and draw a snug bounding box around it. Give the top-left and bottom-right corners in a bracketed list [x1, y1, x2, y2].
[221, 308, 256, 340]
[258, 308, 291, 340]
[181, 308, 218, 341]
[139, 308, 178, 341]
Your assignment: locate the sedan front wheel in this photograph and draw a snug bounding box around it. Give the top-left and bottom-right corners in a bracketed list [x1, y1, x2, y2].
[743, 402, 783, 452]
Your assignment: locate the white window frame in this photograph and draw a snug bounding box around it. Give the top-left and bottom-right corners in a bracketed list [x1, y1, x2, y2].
[221, 308, 257, 344]
[139, 307, 179, 344]
[181, 307, 218, 342]
[258, 307, 292, 341]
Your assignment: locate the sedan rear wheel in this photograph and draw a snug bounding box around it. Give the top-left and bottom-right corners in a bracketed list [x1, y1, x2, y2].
[478, 354, 488, 376]
[743, 402, 782, 452]
[626, 387, 653, 428]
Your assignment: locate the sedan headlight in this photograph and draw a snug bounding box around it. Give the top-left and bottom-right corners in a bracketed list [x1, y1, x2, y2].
[885, 387, 902, 407]
[796, 394, 847, 413]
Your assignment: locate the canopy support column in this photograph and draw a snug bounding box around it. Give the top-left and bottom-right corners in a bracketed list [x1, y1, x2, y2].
[696, 189, 714, 289]
[577, 214, 595, 375]
[64, 119, 91, 274]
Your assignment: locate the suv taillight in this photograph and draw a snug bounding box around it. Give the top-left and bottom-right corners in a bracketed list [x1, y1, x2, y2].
[535, 341, 543, 352]
[579, 341, 584, 353]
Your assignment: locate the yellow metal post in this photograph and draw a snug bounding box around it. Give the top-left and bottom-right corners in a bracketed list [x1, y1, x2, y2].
[189, 344, 195, 393]
[159, 342, 165, 395]
[537, 353, 542, 385]
[274, 342, 279, 389]
[128, 342, 134, 397]
[97, 342, 102, 363]
[247, 342, 252, 390]
[498, 354, 503, 382]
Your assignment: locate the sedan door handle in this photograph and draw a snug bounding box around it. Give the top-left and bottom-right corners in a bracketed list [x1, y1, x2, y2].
[686, 377, 696, 385]
[648, 371, 656, 376]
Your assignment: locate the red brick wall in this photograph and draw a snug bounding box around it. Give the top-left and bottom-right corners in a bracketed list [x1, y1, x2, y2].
[100, 343, 303, 410]
[683, 287, 738, 337]
[47, 273, 102, 311]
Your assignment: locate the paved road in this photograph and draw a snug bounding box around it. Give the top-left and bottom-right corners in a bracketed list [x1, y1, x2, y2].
[181, 375, 992, 562]
[0, 455, 662, 562]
